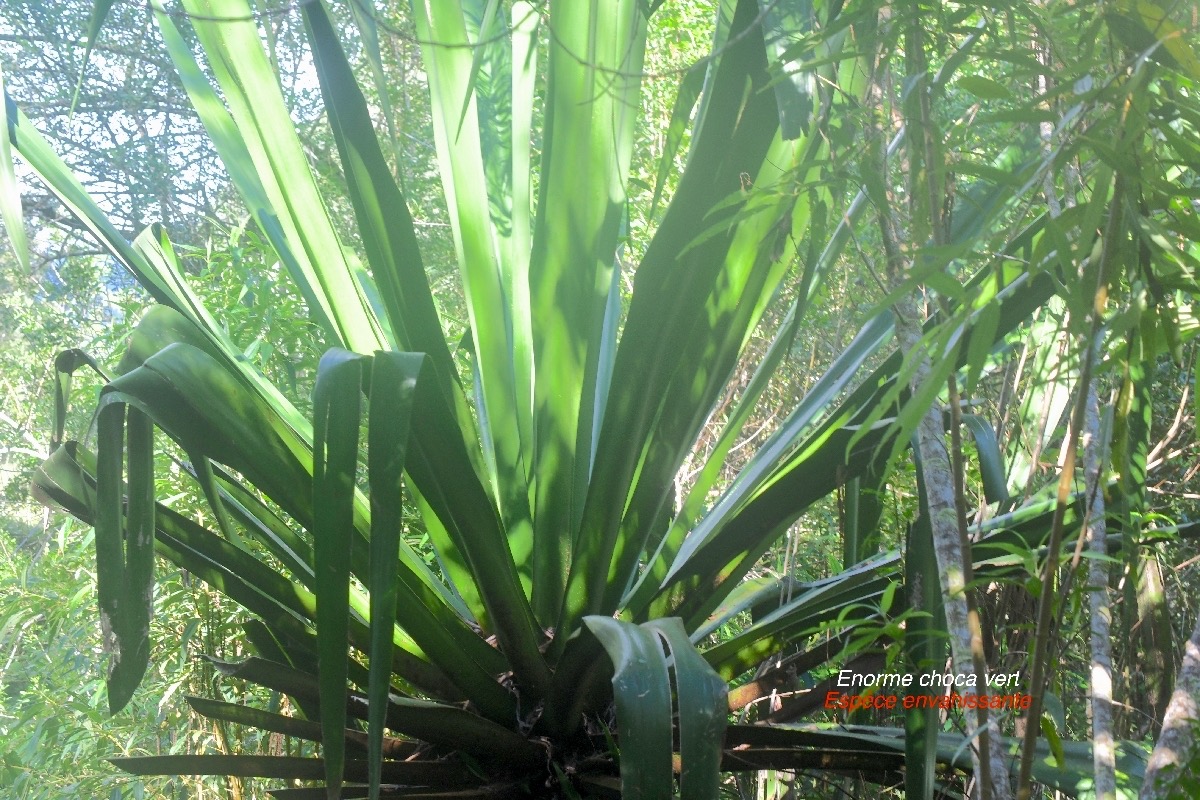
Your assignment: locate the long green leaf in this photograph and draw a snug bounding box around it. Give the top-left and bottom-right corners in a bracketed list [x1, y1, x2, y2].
[584, 617, 673, 800]
[302, 3, 463, 400]
[961, 413, 1010, 505]
[94, 402, 144, 714]
[210, 657, 541, 769]
[403, 374, 549, 699]
[111, 755, 478, 786]
[410, 0, 534, 602]
[51, 349, 106, 449]
[68, 0, 117, 116]
[169, 0, 384, 353]
[559, 0, 780, 642]
[365, 352, 421, 800]
[524, 0, 649, 621]
[185, 696, 419, 760]
[312, 349, 366, 797]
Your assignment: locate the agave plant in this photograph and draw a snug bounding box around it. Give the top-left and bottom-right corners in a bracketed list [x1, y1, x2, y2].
[4, 0, 1163, 797]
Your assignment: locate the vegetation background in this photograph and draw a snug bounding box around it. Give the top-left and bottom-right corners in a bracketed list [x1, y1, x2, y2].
[0, 0, 1197, 798]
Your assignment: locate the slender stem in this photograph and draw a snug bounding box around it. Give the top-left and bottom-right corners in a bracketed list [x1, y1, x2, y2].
[1016, 171, 1123, 800]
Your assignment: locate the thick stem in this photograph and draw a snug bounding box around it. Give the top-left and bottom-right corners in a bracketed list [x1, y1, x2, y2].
[1141, 612, 1200, 798]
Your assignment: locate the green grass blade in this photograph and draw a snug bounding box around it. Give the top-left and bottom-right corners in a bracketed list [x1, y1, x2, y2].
[584, 616, 674, 799]
[312, 350, 367, 798]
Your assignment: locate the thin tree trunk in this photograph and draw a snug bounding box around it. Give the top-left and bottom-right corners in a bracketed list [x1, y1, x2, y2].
[1038, 83, 1115, 794]
[1141, 611, 1200, 798]
[870, 10, 1013, 796]
[1083, 382, 1117, 800]
[892, 302, 1012, 800]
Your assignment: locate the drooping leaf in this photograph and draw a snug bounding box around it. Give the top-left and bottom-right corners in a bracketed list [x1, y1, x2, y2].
[961, 413, 1010, 506]
[312, 349, 367, 797]
[644, 619, 728, 800]
[110, 754, 480, 786]
[364, 352, 423, 800]
[584, 616, 674, 800]
[0, 69, 29, 270]
[93, 401, 154, 714]
[208, 656, 540, 769]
